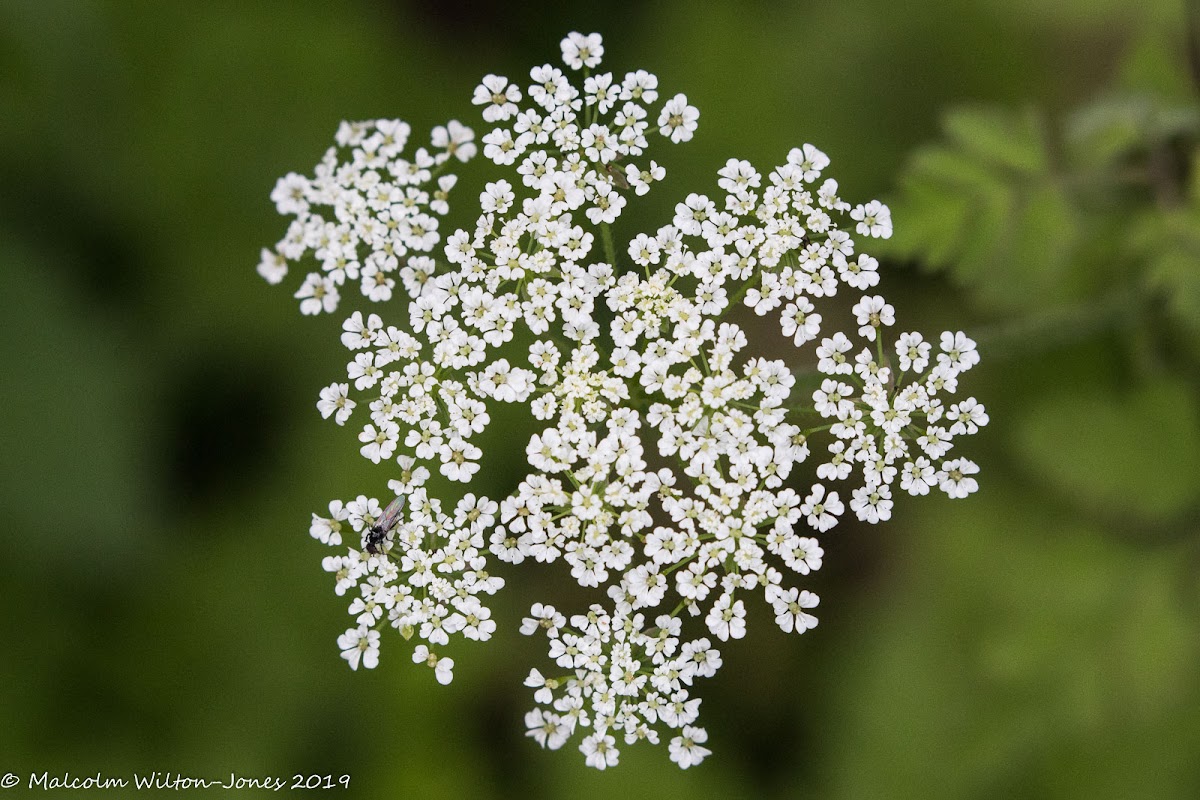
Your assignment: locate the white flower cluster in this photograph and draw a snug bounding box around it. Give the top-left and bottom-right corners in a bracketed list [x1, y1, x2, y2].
[311, 479, 502, 686]
[258, 117, 474, 312]
[264, 32, 987, 770]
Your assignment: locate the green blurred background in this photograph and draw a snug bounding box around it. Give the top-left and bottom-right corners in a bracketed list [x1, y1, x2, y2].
[3, 0, 1199, 797]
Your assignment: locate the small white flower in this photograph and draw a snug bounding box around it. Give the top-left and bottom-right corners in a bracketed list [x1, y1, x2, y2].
[705, 594, 746, 641]
[310, 500, 349, 546]
[257, 248, 288, 285]
[626, 160, 665, 196]
[561, 32, 604, 70]
[317, 382, 355, 425]
[901, 458, 936, 496]
[938, 331, 980, 373]
[413, 644, 455, 684]
[295, 273, 339, 315]
[850, 482, 893, 524]
[431, 119, 476, 162]
[658, 93, 699, 143]
[473, 74, 522, 123]
[800, 483, 843, 532]
[580, 732, 619, 770]
[786, 143, 830, 183]
[526, 708, 571, 749]
[896, 332, 931, 372]
[668, 726, 711, 768]
[938, 458, 980, 498]
[270, 172, 310, 215]
[852, 295, 895, 342]
[768, 587, 819, 634]
[439, 437, 481, 483]
[947, 398, 989, 435]
[338, 627, 380, 670]
[341, 310, 383, 349]
[850, 199, 893, 238]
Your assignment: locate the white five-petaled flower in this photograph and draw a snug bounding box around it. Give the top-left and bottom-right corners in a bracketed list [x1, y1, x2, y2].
[658, 93, 699, 143]
[561, 31, 604, 70]
[938, 457, 980, 498]
[767, 587, 820, 634]
[339, 627, 380, 670]
[580, 732, 619, 770]
[317, 382, 355, 425]
[473, 74, 522, 123]
[850, 199, 893, 238]
[787, 143, 830, 183]
[668, 726, 712, 769]
[801, 483, 844, 532]
[852, 295, 895, 342]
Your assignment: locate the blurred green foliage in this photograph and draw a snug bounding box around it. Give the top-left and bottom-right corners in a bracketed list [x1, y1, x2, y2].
[1, 0, 1198, 798]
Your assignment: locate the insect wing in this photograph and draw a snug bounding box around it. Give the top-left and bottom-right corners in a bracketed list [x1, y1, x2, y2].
[376, 493, 407, 533]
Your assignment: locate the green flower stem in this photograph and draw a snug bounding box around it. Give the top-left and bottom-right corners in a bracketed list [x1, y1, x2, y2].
[601, 221, 617, 267]
[725, 275, 758, 310]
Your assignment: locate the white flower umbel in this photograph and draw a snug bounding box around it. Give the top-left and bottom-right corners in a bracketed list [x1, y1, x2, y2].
[262, 31, 988, 769]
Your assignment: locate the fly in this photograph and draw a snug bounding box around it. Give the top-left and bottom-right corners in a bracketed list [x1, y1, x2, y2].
[364, 493, 406, 554]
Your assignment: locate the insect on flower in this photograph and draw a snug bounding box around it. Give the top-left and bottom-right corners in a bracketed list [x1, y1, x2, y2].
[364, 494, 406, 554]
